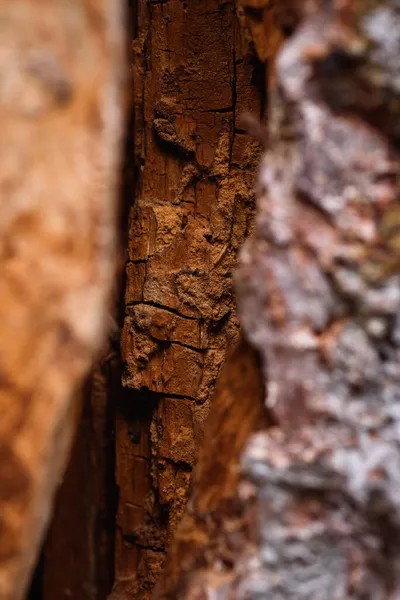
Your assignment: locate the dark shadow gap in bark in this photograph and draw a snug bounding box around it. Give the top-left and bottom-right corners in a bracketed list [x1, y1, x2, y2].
[26, 0, 137, 598]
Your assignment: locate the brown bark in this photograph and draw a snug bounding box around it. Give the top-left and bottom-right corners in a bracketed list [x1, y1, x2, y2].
[0, 2, 125, 599]
[154, 0, 400, 598]
[114, 1, 265, 597]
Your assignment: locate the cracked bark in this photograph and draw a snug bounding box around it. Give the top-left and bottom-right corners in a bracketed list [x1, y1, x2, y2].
[154, 1, 400, 598]
[114, 1, 266, 598]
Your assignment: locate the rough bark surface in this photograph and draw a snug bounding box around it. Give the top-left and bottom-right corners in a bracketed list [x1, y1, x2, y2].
[115, 1, 264, 597]
[148, 0, 400, 598]
[0, 2, 125, 598]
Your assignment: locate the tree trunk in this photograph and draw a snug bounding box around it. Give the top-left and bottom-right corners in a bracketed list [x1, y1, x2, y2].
[0, 1, 125, 598]
[112, 1, 265, 598]
[152, 336, 269, 599]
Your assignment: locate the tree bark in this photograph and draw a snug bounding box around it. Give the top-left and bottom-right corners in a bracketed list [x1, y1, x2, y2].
[113, 1, 265, 598]
[0, 2, 125, 598]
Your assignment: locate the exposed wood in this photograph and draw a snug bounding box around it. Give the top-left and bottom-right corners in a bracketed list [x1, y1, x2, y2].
[115, 1, 265, 597]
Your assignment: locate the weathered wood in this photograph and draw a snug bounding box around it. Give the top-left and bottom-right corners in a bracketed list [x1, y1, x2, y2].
[115, 1, 264, 596]
[0, 1, 125, 598]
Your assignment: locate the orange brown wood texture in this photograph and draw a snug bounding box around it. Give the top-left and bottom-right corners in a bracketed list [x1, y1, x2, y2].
[114, 1, 266, 597]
